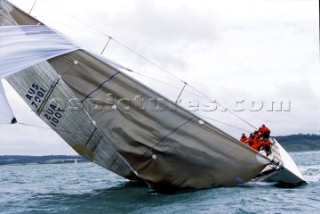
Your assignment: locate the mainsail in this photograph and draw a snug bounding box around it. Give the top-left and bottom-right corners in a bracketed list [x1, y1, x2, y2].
[1, 0, 273, 191]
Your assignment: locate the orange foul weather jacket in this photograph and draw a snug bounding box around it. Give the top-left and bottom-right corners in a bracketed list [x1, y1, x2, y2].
[240, 136, 248, 144]
[251, 136, 262, 151]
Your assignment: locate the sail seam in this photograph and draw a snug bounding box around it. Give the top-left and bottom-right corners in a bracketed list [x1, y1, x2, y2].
[155, 117, 195, 147]
[130, 116, 195, 168]
[85, 127, 97, 146]
[108, 155, 120, 168]
[91, 141, 100, 153]
[81, 71, 120, 103]
[36, 76, 60, 115]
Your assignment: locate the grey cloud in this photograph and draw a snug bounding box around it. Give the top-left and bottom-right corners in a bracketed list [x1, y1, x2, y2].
[91, 0, 219, 44]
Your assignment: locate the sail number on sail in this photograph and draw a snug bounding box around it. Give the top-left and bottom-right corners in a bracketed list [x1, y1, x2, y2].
[26, 83, 46, 109]
[43, 104, 62, 127]
[25, 83, 63, 127]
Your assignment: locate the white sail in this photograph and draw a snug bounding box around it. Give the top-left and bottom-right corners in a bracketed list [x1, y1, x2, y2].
[0, 25, 78, 78]
[0, 80, 16, 124]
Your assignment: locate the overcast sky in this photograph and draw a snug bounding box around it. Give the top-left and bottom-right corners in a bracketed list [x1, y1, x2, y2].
[1, 0, 319, 155]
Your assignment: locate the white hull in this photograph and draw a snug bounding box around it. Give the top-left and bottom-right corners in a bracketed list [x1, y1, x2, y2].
[254, 138, 306, 186]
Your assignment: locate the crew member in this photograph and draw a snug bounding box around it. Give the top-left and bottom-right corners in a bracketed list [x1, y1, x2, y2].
[263, 138, 271, 156]
[248, 134, 254, 146]
[240, 133, 248, 144]
[259, 124, 271, 139]
[251, 133, 262, 151]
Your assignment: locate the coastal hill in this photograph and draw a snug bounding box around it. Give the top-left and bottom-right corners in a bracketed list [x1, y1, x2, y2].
[275, 134, 320, 151]
[0, 155, 87, 165]
[1, 134, 319, 165]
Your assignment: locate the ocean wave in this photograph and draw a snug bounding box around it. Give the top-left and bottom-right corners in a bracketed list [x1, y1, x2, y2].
[300, 165, 320, 183]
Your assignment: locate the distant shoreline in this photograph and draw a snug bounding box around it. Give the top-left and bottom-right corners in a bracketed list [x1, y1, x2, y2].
[274, 134, 320, 152]
[1, 134, 319, 165]
[0, 155, 88, 166]
[0, 163, 42, 166]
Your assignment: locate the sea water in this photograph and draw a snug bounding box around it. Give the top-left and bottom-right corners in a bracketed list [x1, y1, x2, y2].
[0, 151, 319, 214]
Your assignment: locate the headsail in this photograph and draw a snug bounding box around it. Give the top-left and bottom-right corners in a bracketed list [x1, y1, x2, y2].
[0, 25, 79, 78]
[0, 80, 16, 124]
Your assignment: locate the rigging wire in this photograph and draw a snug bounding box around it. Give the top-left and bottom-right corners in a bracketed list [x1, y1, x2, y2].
[39, 0, 185, 83]
[175, 82, 187, 104]
[40, 0, 112, 38]
[122, 70, 208, 100]
[30, 0, 185, 86]
[190, 85, 258, 130]
[110, 38, 186, 83]
[29, 0, 38, 14]
[100, 36, 112, 55]
[127, 69, 258, 131]
[120, 62, 180, 83]
[16, 122, 91, 137]
[97, 33, 259, 131]
[106, 38, 258, 130]
[117, 66, 258, 133]
[31, 16, 103, 38]
[195, 114, 251, 133]
[123, 61, 258, 131]
[112, 64, 253, 134]
[17, 122, 52, 130]
[31, 0, 258, 132]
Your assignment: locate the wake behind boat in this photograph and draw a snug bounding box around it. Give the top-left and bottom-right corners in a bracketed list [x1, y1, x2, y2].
[0, 0, 305, 192]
